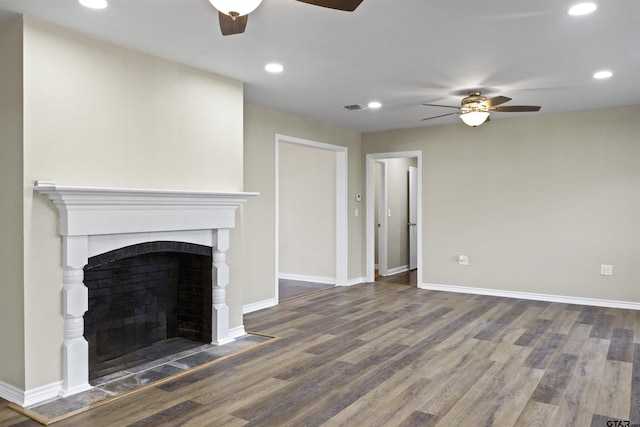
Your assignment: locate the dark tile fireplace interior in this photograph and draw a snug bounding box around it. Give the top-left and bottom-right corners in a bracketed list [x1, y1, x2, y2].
[83, 241, 212, 380]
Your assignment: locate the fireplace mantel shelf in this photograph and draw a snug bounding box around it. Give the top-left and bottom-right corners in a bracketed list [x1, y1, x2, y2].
[34, 180, 259, 207]
[34, 180, 259, 237]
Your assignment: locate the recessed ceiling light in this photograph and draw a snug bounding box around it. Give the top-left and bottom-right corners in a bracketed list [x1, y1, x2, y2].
[367, 101, 382, 109]
[568, 2, 597, 16]
[79, 0, 108, 9]
[265, 63, 283, 73]
[593, 70, 613, 79]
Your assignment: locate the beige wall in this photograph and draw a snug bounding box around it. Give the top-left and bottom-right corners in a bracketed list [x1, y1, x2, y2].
[279, 143, 336, 279]
[242, 104, 363, 306]
[0, 17, 25, 390]
[363, 107, 640, 303]
[19, 17, 244, 389]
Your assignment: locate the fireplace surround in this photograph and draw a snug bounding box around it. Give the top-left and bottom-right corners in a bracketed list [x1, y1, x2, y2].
[34, 181, 257, 399]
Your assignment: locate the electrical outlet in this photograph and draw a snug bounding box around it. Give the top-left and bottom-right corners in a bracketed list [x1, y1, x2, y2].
[458, 255, 469, 266]
[600, 264, 613, 276]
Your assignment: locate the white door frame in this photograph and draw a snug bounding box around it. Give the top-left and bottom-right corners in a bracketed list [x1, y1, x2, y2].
[275, 134, 348, 301]
[375, 160, 389, 276]
[366, 151, 422, 285]
[409, 166, 418, 271]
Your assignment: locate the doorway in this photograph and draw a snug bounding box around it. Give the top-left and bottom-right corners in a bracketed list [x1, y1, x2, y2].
[366, 151, 422, 286]
[275, 134, 348, 301]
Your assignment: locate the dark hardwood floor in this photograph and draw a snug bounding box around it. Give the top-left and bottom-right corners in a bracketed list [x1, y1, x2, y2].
[2, 279, 638, 426]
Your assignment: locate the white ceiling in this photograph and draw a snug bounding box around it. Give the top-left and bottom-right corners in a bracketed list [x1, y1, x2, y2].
[1, 0, 638, 132]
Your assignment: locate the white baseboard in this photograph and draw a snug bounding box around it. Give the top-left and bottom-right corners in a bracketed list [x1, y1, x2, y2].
[228, 325, 246, 340]
[0, 380, 25, 406]
[26, 380, 64, 407]
[420, 282, 640, 311]
[380, 265, 409, 276]
[339, 276, 366, 286]
[279, 273, 335, 285]
[0, 379, 63, 407]
[243, 298, 277, 314]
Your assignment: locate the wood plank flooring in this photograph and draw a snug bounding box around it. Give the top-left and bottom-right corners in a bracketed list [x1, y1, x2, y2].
[279, 279, 335, 302]
[375, 270, 417, 287]
[2, 279, 639, 426]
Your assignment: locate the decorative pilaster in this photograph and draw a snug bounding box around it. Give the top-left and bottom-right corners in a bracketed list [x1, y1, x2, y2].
[211, 229, 233, 345]
[60, 267, 91, 397]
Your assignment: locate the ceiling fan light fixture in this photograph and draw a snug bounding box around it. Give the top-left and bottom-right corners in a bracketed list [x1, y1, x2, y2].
[209, 0, 262, 18]
[460, 111, 490, 127]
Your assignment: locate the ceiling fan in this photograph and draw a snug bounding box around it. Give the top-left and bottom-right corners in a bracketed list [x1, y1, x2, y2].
[209, 0, 364, 36]
[422, 91, 542, 127]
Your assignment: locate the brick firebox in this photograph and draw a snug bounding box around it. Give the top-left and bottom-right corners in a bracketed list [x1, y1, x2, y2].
[84, 241, 212, 379]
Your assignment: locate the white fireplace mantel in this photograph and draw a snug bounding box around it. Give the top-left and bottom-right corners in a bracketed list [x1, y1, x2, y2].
[34, 180, 258, 236]
[34, 180, 258, 399]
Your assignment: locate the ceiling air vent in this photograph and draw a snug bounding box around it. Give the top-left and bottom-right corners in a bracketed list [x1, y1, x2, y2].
[344, 104, 367, 111]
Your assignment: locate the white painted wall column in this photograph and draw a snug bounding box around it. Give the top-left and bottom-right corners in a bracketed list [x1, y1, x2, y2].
[60, 235, 91, 397]
[212, 229, 232, 345]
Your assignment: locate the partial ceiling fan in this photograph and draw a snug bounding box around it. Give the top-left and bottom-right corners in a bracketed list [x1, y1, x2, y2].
[209, 0, 364, 36]
[422, 91, 541, 127]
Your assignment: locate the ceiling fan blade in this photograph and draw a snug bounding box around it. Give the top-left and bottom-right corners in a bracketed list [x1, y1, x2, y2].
[484, 96, 512, 108]
[492, 105, 541, 112]
[219, 12, 248, 36]
[295, 0, 364, 11]
[420, 112, 459, 121]
[422, 103, 461, 110]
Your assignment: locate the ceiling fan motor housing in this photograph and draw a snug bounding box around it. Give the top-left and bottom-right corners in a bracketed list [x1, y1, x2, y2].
[461, 92, 488, 113]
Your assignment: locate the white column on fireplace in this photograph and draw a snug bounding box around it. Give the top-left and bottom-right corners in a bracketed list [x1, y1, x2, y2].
[62, 236, 90, 397]
[34, 181, 257, 399]
[212, 229, 231, 345]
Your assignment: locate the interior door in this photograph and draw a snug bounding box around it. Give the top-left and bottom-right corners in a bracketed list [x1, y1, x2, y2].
[408, 166, 418, 270]
[376, 160, 388, 276]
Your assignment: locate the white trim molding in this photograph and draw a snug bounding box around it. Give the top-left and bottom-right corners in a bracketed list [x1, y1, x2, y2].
[228, 325, 247, 339]
[0, 381, 26, 407]
[33, 181, 258, 402]
[375, 159, 389, 277]
[339, 276, 367, 287]
[0, 380, 63, 407]
[243, 298, 278, 314]
[278, 273, 336, 285]
[381, 265, 409, 276]
[420, 282, 640, 311]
